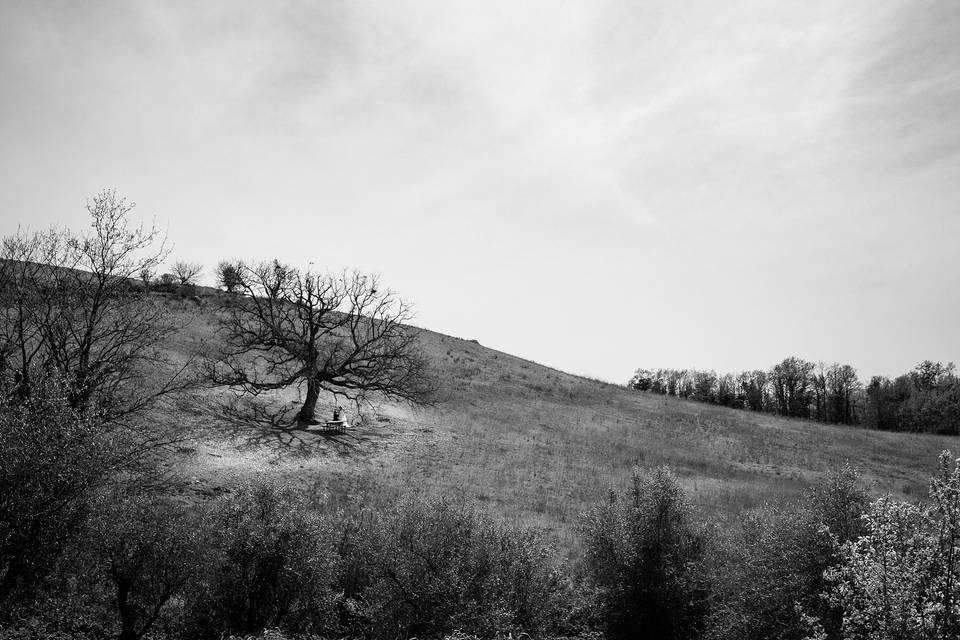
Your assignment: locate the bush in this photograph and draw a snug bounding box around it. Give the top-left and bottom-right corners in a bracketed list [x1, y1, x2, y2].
[705, 466, 867, 640]
[818, 451, 960, 640]
[580, 466, 709, 640]
[0, 377, 114, 606]
[177, 282, 198, 299]
[362, 495, 571, 640]
[80, 492, 203, 640]
[184, 480, 339, 639]
[217, 261, 241, 293]
[224, 630, 325, 640]
[154, 273, 177, 293]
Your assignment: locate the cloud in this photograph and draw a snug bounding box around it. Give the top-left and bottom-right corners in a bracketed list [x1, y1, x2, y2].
[841, 0, 960, 168]
[0, 0, 957, 379]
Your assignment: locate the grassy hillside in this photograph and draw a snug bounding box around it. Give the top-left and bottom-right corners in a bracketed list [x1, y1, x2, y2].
[164, 296, 955, 549]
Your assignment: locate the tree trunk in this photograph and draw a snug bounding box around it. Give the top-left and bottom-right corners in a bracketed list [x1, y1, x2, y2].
[297, 377, 320, 423]
[117, 580, 138, 640]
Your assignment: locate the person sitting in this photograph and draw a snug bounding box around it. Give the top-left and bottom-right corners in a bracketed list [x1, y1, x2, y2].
[332, 405, 342, 422]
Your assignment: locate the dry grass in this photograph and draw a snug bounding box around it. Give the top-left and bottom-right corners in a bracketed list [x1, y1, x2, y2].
[160, 298, 956, 550]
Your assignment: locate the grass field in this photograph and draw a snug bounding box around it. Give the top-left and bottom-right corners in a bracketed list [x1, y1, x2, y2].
[163, 298, 956, 550]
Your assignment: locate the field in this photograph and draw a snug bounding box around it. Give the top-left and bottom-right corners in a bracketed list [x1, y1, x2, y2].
[164, 297, 956, 550]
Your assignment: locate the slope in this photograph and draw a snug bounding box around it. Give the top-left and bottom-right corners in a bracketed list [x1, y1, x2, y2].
[164, 297, 955, 548]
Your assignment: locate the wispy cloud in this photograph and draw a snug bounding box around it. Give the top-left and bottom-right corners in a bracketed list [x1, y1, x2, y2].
[0, 0, 957, 379]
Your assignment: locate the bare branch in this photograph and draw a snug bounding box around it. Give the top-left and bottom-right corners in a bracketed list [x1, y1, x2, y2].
[208, 263, 437, 423]
[171, 261, 203, 286]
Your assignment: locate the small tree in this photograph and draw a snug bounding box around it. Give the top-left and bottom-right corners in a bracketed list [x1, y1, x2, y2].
[155, 273, 176, 292]
[210, 261, 435, 423]
[138, 267, 153, 292]
[216, 260, 240, 293]
[770, 357, 815, 418]
[86, 493, 203, 640]
[171, 261, 202, 286]
[580, 466, 709, 640]
[0, 190, 193, 417]
[819, 451, 960, 639]
[629, 369, 654, 392]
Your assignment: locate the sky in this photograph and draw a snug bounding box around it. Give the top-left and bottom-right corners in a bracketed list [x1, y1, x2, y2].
[1, 0, 958, 382]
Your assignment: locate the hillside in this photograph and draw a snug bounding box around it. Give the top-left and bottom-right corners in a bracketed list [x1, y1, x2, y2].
[164, 297, 955, 548]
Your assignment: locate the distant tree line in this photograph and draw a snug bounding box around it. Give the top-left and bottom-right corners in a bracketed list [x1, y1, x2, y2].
[629, 357, 960, 435]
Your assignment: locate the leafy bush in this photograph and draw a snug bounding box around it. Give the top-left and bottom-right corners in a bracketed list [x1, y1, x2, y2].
[362, 495, 570, 640]
[217, 261, 241, 293]
[706, 466, 868, 640]
[184, 480, 339, 639]
[155, 273, 177, 293]
[0, 377, 114, 606]
[817, 451, 960, 640]
[224, 629, 324, 640]
[580, 466, 709, 640]
[81, 492, 204, 640]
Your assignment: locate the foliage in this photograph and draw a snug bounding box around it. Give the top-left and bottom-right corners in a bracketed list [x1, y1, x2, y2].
[362, 495, 571, 640]
[706, 466, 868, 640]
[82, 492, 204, 640]
[864, 363, 960, 434]
[631, 358, 960, 434]
[217, 260, 241, 293]
[0, 376, 120, 606]
[819, 451, 960, 639]
[156, 273, 177, 292]
[5, 453, 960, 640]
[223, 630, 327, 640]
[580, 466, 709, 640]
[184, 479, 339, 639]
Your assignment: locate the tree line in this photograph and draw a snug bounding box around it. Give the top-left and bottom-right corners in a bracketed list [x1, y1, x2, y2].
[629, 357, 960, 434]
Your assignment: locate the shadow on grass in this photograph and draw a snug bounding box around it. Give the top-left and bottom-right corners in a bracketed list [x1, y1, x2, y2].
[188, 393, 367, 458]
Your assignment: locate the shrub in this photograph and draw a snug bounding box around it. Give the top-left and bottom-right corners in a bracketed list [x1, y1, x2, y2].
[184, 480, 338, 639]
[579, 466, 709, 640]
[818, 451, 960, 640]
[178, 282, 198, 299]
[362, 495, 570, 640]
[705, 466, 867, 640]
[79, 492, 203, 640]
[224, 630, 324, 640]
[155, 273, 177, 293]
[217, 261, 241, 293]
[0, 377, 113, 606]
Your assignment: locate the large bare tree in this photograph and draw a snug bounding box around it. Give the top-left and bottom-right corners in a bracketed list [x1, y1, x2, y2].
[210, 261, 435, 423]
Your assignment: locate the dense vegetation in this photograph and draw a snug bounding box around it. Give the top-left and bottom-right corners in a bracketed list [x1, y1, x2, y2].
[630, 358, 960, 434]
